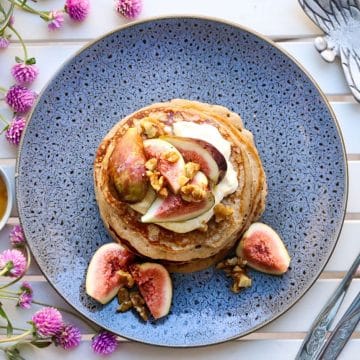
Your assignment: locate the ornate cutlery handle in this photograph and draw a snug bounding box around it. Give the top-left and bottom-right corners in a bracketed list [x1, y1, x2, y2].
[319, 291, 360, 360]
[295, 253, 360, 360]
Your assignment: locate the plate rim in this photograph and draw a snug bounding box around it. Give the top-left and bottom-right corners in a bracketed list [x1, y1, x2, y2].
[15, 15, 349, 347]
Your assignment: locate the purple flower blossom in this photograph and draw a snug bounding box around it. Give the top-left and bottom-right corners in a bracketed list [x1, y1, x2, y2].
[0, 36, 10, 49]
[48, 10, 65, 31]
[20, 281, 32, 294]
[9, 224, 26, 247]
[65, 0, 90, 22]
[115, 0, 142, 19]
[91, 331, 118, 355]
[32, 307, 63, 337]
[18, 291, 33, 309]
[5, 116, 26, 146]
[54, 324, 81, 350]
[5, 85, 36, 113]
[11, 63, 39, 85]
[0, 249, 27, 277]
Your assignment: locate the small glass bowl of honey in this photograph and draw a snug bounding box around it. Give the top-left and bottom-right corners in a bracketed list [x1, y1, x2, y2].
[0, 166, 13, 232]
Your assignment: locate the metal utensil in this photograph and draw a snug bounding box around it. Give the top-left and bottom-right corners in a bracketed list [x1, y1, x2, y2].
[295, 253, 360, 359]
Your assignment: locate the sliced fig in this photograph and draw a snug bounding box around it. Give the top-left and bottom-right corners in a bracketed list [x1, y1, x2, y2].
[130, 263, 172, 319]
[130, 187, 156, 215]
[141, 191, 215, 223]
[86, 243, 135, 304]
[236, 223, 291, 275]
[191, 171, 208, 189]
[109, 127, 148, 203]
[161, 136, 227, 184]
[143, 138, 185, 194]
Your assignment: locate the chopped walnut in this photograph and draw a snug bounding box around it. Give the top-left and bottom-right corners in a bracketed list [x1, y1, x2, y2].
[145, 158, 158, 171]
[140, 117, 164, 138]
[180, 184, 207, 202]
[158, 187, 169, 198]
[130, 291, 149, 321]
[117, 288, 133, 312]
[185, 162, 200, 179]
[146, 170, 164, 192]
[216, 257, 251, 293]
[162, 151, 179, 163]
[213, 203, 234, 223]
[179, 175, 190, 187]
[197, 222, 208, 232]
[116, 269, 134, 288]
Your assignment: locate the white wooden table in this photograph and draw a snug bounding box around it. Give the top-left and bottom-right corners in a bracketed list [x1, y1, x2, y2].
[0, 1, 359, 358]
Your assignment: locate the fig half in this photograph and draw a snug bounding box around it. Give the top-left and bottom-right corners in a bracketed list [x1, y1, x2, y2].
[109, 127, 148, 203]
[86, 243, 135, 304]
[143, 138, 186, 194]
[161, 136, 227, 184]
[141, 191, 215, 223]
[236, 222, 291, 275]
[130, 262, 172, 319]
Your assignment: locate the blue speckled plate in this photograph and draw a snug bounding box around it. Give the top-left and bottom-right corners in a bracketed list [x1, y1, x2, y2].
[16, 17, 347, 347]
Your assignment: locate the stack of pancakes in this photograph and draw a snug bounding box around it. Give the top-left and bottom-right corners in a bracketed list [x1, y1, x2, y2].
[94, 99, 267, 272]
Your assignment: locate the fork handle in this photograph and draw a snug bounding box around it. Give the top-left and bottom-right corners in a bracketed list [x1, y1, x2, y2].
[318, 291, 360, 360]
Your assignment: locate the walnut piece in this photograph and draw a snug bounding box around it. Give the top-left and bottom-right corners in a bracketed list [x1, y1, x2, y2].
[179, 175, 190, 187]
[117, 288, 133, 312]
[185, 162, 200, 179]
[158, 187, 169, 198]
[213, 203, 234, 223]
[180, 184, 207, 202]
[162, 151, 179, 163]
[140, 117, 164, 138]
[145, 158, 158, 171]
[130, 291, 149, 321]
[216, 257, 251, 293]
[197, 222, 208, 232]
[116, 269, 134, 288]
[146, 170, 164, 192]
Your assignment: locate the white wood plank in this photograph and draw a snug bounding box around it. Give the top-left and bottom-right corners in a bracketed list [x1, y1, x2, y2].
[332, 102, 360, 154]
[0, 41, 351, 95]
[348, 161, 360, 213]
[14, 339, 360, 360]
[4, 0, 320, 42]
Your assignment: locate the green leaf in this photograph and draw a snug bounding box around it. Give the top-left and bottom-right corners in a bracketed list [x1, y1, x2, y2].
[5, 348, 26, 360]
[25, 57, 36, 65]
[15, 56, 23, 64]
[0, 304, 13, 336]
[30, 340, 52, 349]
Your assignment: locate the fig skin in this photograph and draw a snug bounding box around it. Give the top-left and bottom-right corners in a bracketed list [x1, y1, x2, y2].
[130, 262, 172, 320]
[236, 222, 291, 275]
[109, 127, 148, 203]
[143, 138, 185, 194]
[86, 243, 135, 304]
[161, 136, 227, 184]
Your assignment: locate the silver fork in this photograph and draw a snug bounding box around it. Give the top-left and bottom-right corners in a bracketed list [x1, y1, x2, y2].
[295, 253, 360, 360]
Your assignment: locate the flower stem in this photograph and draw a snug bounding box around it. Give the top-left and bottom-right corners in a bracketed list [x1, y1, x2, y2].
[0, 329, 32, 343]
[8, 25, 28, 62]
[9, 0, 51, 21]
[0, 264, 12, 277]
[0, 245, 31, 290]
[0, 114, 9, 126]
[0, 87, 7, 93]
[0, 295, 18, 301]
[0, 325, 27, 332]
[0, 289, 19, 295]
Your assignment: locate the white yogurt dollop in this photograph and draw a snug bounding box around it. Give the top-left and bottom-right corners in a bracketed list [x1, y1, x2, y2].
[158, 121, 238, 233]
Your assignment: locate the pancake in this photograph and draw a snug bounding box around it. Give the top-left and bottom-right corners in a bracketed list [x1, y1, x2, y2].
[94, 99, 267, 272]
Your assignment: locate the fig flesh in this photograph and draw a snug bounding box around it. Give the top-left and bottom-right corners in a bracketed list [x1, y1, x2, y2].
[141, 191, 215, 223]
[86, 243, 135, 304]
[143, 138, 185, 194]
[109, 127, 148, 203]
[130, 262, 172, 319]
[161, 136, 227, 184]
[236, 222, 290, 275]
